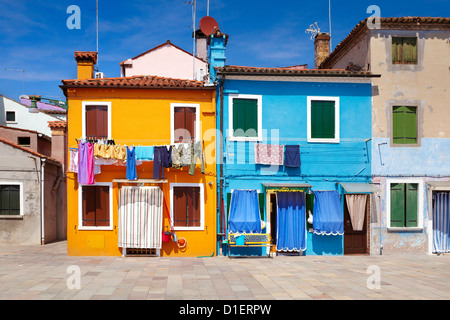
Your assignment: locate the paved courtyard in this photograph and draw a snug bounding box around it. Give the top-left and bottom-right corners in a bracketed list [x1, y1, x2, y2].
[0, 240, 449, 301]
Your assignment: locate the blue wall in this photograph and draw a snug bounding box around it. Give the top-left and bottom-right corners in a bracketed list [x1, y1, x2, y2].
[217, 78, 373, 255]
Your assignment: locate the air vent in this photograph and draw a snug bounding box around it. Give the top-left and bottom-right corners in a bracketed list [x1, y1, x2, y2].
[125, 248, 158, 256]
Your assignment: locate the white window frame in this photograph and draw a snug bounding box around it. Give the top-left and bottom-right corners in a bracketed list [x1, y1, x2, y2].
[307, 96, 340, 143]
[81, 101, 112, 139]
[386, 178, 424, 231]
[228, 94, 263, 142]
[0, 181, 23, 216]
[5, 110, 17, 124]
[170, 183, 205, 231]
[170, 103, 201, 145]
[78, 182, 113, 231]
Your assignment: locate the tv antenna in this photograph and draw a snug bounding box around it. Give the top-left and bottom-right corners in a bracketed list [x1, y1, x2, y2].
[305, 22, 320, 40]
[96, 0, 99, 71]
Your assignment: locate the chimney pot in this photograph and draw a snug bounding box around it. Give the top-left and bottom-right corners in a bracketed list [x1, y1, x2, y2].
[314, 33, 330, 69]
[74, 51, 98, 80]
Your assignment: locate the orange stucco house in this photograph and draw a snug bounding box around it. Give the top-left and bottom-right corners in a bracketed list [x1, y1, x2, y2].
[60, 51, 217, 257]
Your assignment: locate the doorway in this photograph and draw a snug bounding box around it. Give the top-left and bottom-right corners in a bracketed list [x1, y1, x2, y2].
[432, 191, 450, 254]
[267, 190, 311, 254]
[343, 194, 369, 255]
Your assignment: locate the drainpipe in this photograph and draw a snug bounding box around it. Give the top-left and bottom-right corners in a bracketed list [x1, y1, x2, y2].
[40, 158, 46, 245]
[219, 76, 225, 253]
[378, 193, 383, 255]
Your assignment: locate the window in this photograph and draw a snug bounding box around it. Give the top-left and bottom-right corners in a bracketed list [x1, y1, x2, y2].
[5, 111, 16, 123]
[229, 94, 262, 141]
[171, 103, 199, 144]
[390, 183, 418, 228]
[17, 137, 31, 147]
[82, 102, 111, 140]
[78, 183, 112, 230]
[387, 179, 424, 230]
[0, 184, 21, 216]
[170, 183, 204, 230]
[307, 97, 340, 143]
[392, 37, 417, 65]
[392, 106, 417, 145]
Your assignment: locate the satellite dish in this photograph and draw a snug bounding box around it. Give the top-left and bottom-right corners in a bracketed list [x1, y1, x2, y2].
[199, 16, 219, 36]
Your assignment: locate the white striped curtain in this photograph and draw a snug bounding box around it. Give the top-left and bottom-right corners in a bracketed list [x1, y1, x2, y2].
[118, 186, 163, 249]
[433, 192, 450, 253]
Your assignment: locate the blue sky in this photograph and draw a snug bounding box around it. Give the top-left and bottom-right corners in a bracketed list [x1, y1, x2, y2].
[0, 0, 448, 103]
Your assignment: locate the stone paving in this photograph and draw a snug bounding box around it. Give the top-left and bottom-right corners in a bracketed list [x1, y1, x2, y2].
[0, 240, 449, 301]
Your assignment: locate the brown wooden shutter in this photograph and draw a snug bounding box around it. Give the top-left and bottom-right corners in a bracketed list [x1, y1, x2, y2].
[185, 107, 196, 142]
[173, 187, 187, 227]
[82, 186, 96, 226]
[174, 107, 185, 143]
[174, 107, 196, 143]
[86, 105, 108, 139]
[187, 187, 201, 227]
[82, 186, 109, 227]
[96, 186, 110, 226]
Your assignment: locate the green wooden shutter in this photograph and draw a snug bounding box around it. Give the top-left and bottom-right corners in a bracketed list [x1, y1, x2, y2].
[0, 185, 20, 215]
[392, 37, 417, 64]
[392, 37, 403, 64]
[393, 106, 417, 144]
[390, 183, 405, 227]
[226, 192, 232, 218]
[403, 37, 417, 64]
[311, 100, 335, 139]
[233, 98, 258, 137]
[405, 183, 418, 227]
[258, 192, 265, 221]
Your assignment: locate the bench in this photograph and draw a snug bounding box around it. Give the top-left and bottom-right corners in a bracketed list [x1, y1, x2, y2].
[227, 233, 273, 258]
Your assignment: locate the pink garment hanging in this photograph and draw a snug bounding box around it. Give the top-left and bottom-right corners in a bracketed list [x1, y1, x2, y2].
[77, 140, 95, 185]
[254, 143, 284, 165]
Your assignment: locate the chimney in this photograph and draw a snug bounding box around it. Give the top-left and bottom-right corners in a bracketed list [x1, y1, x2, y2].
[208, 30, 228, 83]
[194, 29, 208, 61]
[314, 33, 330, 69]
[74, 51, 97, 80]
[47, 121, 67, 170]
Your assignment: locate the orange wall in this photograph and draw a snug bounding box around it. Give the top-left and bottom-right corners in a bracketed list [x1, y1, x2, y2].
[66, 87, 217, 257]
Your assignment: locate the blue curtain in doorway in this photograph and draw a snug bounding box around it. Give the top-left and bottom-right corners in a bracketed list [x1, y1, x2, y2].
[228, 190, 262, 233]
[313, 191, 344, 236]
[276, 192, 307, 252]
[433, 192, 450, 253]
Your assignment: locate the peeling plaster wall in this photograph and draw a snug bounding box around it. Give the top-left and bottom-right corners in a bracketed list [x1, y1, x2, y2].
[0, 144, 42, 245]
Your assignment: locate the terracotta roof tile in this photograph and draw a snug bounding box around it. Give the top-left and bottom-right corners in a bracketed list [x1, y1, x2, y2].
[217, 65, 377, 77]
[74, 51, 98, 63]
[320, 17, 450, 68]
[48, 121, 67, 129]
[61, 75, 214, 89]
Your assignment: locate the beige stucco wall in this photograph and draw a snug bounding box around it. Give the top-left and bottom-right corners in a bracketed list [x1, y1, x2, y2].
[370, 29, 450, 139]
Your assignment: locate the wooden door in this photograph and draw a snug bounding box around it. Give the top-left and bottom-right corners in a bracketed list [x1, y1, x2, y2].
[344, 194, 369, 255]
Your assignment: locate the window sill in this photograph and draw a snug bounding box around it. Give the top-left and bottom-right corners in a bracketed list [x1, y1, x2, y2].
[0, 215, 23, 220]
[173, 227, 205, 231]
[307, 139, 340, 144]
[387, 227, 423, 233]
[228, 136, 262, 142]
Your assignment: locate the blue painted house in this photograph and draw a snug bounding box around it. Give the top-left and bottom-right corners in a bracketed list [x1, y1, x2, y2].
[209, 31, 381, 256]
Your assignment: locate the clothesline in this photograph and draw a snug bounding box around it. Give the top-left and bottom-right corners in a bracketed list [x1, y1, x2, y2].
[70, 139, 206, 185]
